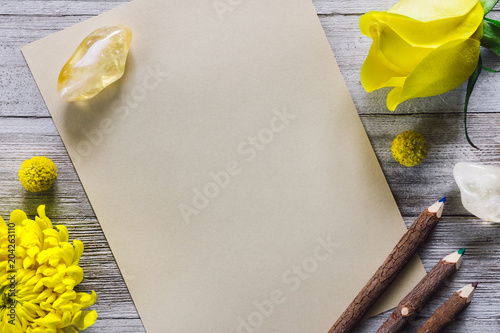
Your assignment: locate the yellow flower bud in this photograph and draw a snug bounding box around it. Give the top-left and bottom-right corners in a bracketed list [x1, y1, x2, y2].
[18, 156, 58, 192]
[392, 130, 429, 167]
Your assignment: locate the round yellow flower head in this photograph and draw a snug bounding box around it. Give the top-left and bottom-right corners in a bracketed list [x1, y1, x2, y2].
[391, 131, 429, 167]
[0, 205, 97, 332]
[19, 157, 58, 192]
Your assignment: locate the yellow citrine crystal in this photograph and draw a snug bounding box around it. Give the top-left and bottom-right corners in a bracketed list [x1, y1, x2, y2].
[57, 25, 132, 101]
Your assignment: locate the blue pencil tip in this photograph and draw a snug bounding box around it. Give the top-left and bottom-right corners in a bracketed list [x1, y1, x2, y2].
[439, 197, 446, 203]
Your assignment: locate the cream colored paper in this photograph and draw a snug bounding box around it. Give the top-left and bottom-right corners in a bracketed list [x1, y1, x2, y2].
[22, 0, 425, 332]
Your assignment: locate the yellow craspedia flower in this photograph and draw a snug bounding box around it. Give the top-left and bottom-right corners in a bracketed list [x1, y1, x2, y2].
[360, 0, 483, 110]
[19, 157, 58, 192]
[0, 205, 97, 332]
[392, 131, 429, 167]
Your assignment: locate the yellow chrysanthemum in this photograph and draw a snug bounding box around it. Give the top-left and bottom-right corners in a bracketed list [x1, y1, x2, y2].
[0, 205, 97, 332]
[18, 157, 58, 192]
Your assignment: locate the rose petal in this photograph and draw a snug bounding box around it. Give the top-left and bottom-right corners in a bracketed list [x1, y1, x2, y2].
[361, 3, 484, 47]
[386, 38, 480, 110]
[361, 24, 431, 91]
[389, 0, 478, 21]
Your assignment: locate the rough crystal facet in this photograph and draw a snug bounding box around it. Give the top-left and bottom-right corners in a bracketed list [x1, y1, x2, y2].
[57, 25, 132, 101]
[454, 162, 500, 222]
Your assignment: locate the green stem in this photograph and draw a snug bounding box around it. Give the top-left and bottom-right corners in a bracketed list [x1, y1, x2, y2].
[464, 56, 482, 150]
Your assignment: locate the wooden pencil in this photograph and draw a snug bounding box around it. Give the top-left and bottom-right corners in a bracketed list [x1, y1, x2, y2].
[377, 248, 465, 333]
[415, 282, 478, 333]
[328, 198, 446, 333]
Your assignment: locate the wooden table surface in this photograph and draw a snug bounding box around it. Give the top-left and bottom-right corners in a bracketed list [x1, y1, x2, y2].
[1, 0, 500, 332]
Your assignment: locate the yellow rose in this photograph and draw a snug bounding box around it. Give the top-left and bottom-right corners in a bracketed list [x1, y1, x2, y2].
[360, 0, 484, 111]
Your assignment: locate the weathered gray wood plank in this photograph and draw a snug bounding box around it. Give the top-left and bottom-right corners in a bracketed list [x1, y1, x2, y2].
[3, 14, 500, 118]
[78, 319, 146, 332]
[2, 0, 500, 16]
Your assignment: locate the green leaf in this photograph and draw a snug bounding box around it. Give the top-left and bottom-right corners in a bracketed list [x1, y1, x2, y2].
[481, 64, 500, 72]
[479, 0, 499, 15]
[464, 56, 482, 150]
[481, 18, 500, 56]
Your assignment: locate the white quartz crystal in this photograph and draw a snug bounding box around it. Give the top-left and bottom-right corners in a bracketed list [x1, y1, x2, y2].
[454, 162, 500, 222]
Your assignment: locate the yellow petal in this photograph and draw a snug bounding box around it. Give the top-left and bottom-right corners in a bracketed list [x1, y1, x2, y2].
[61, 310, 72, 327]
[0, 215, 6, 231]
[71, 303, 83, 313]
[10, 209, 28, 226]
[34, 276, 57, 291]
[60, 243, 75, 266]
[386, 38, 480, 110]
[389, 0, 478, 21]
[77, 290, 97, 308]
[64, 326, 79, 333]
[53, 296, 68, 309]
[35, 216, 48, 231]
[61, 290, 77, 300]
[56, 225, 69, 243]
[25, 220, 43, 242]
[71, 311, 82, 326]
[361, 3, 484, 48]
[72, 240, 84, 265]
[43, 228, 60, 240]
[35, 312, 61, 327]
[63, 277, 77, 286]
[360, 46, 404, 92]
[54, 282, 67, 294]
[361, 22, 432, 92]
[16, 246, 26, 258]
[42, 267, 57, 277]
[26, 273, 43, 287]
[48, 254, 61, 267]
[16, 305, 36, 321]
[22, 302, 42, 313]
[23, 256, 34, 270]
[360, 24, 432, 91]
[46, 293, 57, 304]
[66, 266, 84, 285]
[74, 310, 97, 330]
[27, 246, 40, 258]
[37, 205, 53, 229]
[20, 270, 36, 284]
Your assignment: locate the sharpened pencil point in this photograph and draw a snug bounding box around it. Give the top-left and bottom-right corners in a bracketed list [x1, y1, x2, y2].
[428, 198, 446, 217]
[458, 248, 465, 255]
[472, 282, 479, 288]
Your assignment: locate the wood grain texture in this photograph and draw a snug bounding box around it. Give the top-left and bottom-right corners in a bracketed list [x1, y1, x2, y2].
[1, 0, 500, 332]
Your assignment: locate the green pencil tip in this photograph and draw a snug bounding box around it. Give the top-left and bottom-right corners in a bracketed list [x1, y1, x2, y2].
[458, 248, 466, 255]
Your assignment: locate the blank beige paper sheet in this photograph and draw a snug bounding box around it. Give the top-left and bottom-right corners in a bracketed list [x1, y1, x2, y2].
[22, 0, 425, 332]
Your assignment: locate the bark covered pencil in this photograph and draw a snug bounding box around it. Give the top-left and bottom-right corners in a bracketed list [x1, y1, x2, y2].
[415, 282, 478, 333]
[377, 248, 465, 333]
[329, 198, 446, 333]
